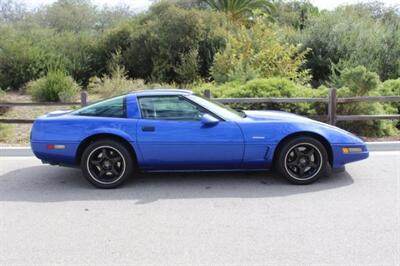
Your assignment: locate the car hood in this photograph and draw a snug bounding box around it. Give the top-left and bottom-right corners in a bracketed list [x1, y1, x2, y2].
[242, 110, 365, 144]
[243, 110, 311, 122]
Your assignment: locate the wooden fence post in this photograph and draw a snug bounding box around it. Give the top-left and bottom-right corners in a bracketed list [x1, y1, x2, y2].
[80, 91, 88, 107]
[204, 89, 211, 99]
[328, 88, 337, 125]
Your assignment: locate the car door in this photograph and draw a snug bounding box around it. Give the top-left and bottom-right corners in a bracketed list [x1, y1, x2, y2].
[136, 95, 244, 170]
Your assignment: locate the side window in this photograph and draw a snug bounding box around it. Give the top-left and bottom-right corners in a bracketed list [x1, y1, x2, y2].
[138, 96, 206, 120]
[73, 96, 126, 118]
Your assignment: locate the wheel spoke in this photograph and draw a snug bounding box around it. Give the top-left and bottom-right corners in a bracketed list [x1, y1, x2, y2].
[298, 166, 305, 176]
[90, 158, 102, 166]
[98, 169, 106, 178]
[287, 160, 297, 166]
[294, 147, 302, 157]
[306, 147, 315, 157]
[101, 148, 109, 159]
[111, 156, 122, 164]
[110, 168, 119, 176]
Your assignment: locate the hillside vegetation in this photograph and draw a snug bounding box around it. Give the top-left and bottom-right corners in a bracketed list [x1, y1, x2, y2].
[0, 0, 399, 139]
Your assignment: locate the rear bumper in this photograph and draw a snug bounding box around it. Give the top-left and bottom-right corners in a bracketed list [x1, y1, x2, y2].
[31, 141, 79, 166]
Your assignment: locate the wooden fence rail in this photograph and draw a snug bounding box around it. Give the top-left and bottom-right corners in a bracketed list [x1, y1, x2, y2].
[202, 88, 400, 125]
[0, 91, 87, 107]
[0, 89, 399, 125]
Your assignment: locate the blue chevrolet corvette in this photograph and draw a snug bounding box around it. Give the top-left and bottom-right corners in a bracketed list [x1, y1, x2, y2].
[31, 89, 369, 188]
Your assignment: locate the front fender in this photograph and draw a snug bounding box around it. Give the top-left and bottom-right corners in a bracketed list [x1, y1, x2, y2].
[239, 120, 364, 145]
[285, 121, 365, 145]
[273, 122, 368, 169]
[238, 119, 367, 169]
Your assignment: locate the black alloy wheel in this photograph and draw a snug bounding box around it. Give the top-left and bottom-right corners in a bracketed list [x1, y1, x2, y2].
[81, 139, 134, 188]
[276, 137, 328, 184]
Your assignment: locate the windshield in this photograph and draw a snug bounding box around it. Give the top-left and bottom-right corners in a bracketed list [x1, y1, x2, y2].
[186, 95, 245, 120]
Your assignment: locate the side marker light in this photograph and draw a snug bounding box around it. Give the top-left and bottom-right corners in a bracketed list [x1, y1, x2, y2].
[47, 144, 66, 150]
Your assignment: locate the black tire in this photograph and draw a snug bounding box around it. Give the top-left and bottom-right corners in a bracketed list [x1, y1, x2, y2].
[275, 136, 328, 185]
[80, 139, 134, 188]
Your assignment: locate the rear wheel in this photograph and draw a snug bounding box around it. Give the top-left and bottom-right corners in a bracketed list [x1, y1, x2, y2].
[276, 137, 328, 184]
[81, 139, 134, 188]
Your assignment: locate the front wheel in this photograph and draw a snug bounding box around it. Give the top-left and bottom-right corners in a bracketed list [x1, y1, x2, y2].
[81, 140, 134, 188]
[276, 137, 328, 184]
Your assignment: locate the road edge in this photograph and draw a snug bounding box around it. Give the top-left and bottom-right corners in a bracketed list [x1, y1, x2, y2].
[0, 147, 34, 157]
[1, 141, 399, 157]
[366, 141, 400, 152]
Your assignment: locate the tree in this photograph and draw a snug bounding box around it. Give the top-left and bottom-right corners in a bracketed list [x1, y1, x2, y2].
[0, 0, 26, 23]
[273, 0, 319, 30]
[95, 5, 134, 32]
[96, 2, 227, 83]
[43, 0, 97, 32]
[204, 0, 275, 22]
[293, 4, 400, 86]
[211, 19, 310, 84]
[171, 0, 209, 9]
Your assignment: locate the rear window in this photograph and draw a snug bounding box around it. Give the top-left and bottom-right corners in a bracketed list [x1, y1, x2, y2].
[73, 96, 126, 118]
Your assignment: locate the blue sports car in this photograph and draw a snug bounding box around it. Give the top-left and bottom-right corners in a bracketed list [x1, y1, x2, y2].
[31, 89, 369, 188]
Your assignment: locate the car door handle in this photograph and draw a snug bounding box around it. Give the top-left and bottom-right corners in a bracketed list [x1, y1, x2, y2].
[142, 126, 155, 132]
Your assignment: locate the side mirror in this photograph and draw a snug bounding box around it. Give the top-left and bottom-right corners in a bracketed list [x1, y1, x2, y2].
[201, 113, 219, 125]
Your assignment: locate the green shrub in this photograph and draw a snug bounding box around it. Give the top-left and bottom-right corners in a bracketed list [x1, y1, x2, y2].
[97, 2, 227, 84]
[378, 79, 400, 129]
[194, 77, 326, 115]
[175, 49, 200, 85]
[211, 19, 310, 84]
[378, 79, 400, 110]
[334, 67, 398, 137]
[0, 124, 14, 142]
[0, 89, 10, 115]
[194, 74, 399, 137]
[45, 31, 97, 87]
[332, 65, 381, 94]
[88, 49, 145, 98]
[0, 34, 47, 90]
[293, 4, 400, 86]
[379, 79, 400, 96]
[88, 69, 144, 98]
[27, 70, 80, 102]
[336, 94, 398, 137]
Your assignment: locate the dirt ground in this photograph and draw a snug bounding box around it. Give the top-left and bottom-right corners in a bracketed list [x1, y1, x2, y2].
[0, 93, 78, 146]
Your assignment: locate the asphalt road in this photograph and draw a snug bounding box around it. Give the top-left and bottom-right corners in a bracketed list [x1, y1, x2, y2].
[0, 151, 399, 265]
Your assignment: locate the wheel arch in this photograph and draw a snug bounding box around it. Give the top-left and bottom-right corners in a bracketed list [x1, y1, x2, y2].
[272, 131, 333, 168]
[76, 133, 138, 166]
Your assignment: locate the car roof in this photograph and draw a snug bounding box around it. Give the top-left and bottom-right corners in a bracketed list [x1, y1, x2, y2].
[129, 89, 194, 97]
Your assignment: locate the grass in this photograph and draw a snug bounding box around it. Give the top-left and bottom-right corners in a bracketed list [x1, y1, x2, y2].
[0, 123, 14, 142]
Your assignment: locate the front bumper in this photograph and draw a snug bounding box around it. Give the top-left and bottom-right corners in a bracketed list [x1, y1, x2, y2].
[331, 143, 369, 169]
